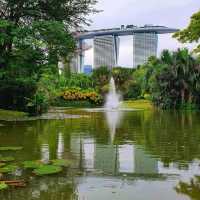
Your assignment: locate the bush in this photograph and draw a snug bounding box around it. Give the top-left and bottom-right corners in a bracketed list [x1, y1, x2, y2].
[26, 90, 49, 115]
[59, 87, 102, 105]
[123, 82, 141, 99]
[0, 79, 37, 112]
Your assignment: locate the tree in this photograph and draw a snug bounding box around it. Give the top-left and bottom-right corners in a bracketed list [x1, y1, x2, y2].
[173, 10, 200, 54]
[139, 49, 200, 109]
[0, 0, 98, 26]
[0, 0, 99, 67]
[0, 0, 99, 113]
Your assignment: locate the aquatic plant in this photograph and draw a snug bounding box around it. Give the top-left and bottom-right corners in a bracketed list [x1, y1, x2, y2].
[51, 159, 71, 167]
[0, 182, 8, 191]
[23, 160, 43, 169]
[0, 156, 15, 162]
[0, 147, 23, 151]
[0, 164, 18, 173]
[33, 165, 62, 176]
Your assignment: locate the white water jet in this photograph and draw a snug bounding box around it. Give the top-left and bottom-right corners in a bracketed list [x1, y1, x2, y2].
[105, 77, 121, 110]
[104, 77, 122, 143]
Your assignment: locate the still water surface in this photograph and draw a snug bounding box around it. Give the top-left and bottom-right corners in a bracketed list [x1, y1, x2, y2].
[1, 109, 200, 200]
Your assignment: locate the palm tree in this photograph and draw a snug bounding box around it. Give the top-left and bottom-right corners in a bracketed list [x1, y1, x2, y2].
[149, 49, 200, 108]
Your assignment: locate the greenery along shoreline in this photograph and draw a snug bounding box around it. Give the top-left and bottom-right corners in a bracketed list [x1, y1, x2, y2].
[0, 1, 199, 115]
[0, 48, 200, 116]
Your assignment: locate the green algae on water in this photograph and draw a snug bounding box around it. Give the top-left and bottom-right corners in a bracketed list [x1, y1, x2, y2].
[33, 165, 62, 176]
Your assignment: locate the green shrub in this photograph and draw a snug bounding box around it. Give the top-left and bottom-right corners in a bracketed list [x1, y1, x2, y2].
[59, 87, 103, 105]
[124, 82, 141, 99]
[27, 90, 49, 115]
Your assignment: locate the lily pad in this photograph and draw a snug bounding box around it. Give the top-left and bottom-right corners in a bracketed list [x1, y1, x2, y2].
[0, 165, 18, 173]
[23, 160, 43, 169]
[0, 156, 15, 162]
[51, 159, 71, 167]
[33, 165, 62, 176]
[0, 182, 8, 191]
[0, 147, 23, 151]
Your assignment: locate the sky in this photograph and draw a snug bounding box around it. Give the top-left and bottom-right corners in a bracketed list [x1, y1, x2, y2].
[84, 0, 200, 67]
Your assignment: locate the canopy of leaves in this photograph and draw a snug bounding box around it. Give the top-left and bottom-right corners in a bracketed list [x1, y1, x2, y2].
[173, 10, 200, 54]
[135, 49, 200, 109]
[0, 0, 99, 113]
[0, 0, 99, 27]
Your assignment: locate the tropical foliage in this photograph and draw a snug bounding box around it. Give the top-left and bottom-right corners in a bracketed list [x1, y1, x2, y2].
[0, 0, 99, 114]
[174, 10, 200, 54]
[134, 49, 200, 109]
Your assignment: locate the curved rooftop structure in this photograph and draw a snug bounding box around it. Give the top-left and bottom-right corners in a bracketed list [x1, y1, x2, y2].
[75, 25, 179, 40]
[72, 25, 179, 72]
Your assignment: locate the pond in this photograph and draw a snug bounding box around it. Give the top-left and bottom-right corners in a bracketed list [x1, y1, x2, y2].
[0, 108, 200, 200]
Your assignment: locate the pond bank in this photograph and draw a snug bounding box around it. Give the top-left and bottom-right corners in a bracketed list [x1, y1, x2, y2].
[122, 100, 154, 110]
[0, 109, 28, 121]
[0, 100, 153, 122]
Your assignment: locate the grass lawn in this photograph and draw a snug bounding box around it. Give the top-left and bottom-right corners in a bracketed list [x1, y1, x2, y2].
[0, 109, 27, 121]
[122, 100, 154, 110]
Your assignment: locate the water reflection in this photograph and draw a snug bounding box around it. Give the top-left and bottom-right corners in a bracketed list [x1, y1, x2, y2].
[83, 138, 95, 170]
[105, 110, 123, 143]
[118, 145, 134, 173]
[41, 143, 50, 164]
[57, 132, 64, 159]
[1, 110, 200, 200]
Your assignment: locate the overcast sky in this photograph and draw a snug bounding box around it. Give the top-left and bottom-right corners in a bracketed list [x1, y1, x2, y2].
[84, 0, 200, 67]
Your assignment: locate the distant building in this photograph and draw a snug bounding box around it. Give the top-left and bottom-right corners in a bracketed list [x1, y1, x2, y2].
[94, 35, 120, 69]
[73, 25, 177, 71]
[83, 65, 93, 74]
[133, 33, 158, 68]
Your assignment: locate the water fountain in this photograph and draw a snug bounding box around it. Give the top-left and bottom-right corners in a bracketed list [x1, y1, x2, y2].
[105, 77, 121, 110]
[104, 77, 122, 142]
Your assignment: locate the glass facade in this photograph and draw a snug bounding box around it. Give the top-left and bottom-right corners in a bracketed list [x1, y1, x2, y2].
[94, 35, 120, 69]
[133, 33, 158, 68]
